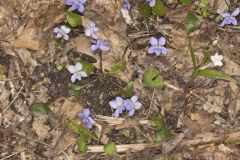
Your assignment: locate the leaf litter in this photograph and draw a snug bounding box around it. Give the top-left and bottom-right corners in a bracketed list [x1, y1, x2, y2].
[0, 0, 240, 160]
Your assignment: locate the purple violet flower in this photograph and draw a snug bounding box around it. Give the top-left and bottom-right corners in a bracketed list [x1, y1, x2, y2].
[124, 95, 142, 116]
[91, 39, 110, 52]
[109, 97, 125, 118]
[123, 0, 131, 10]
[53, 25, 71, 40]
[67, 63, 87, 82]
[147, 0, 156, 7]
[84, 22, 99, 39]
[79, 108, 95, 129]
[148, 37, 167, 56]
[66, 0, 86, 13]
[220, 8, 239, 27]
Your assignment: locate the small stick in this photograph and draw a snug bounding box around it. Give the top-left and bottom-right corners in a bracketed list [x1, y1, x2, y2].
[0, 148, 26, 160]
[147, 90, 155, 118]
[164, 81, 184, 93]
[3, 82, 25, 113]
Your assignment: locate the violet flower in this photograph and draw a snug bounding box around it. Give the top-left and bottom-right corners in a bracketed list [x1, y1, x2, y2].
[220, 8, 239, 27]
[147, 0, 155, 7]
[123, 95, 142, 116]
[109, 97, 125, 118]
[66, 0, 86, 13]
[84, 22, 99, 39]
[148, 37, 167, 56]
[79, 108, 95, 129]
[53, 25, 71, 40]
[67, 63, 87, 82]
[123, 0, 131, 10]
[91, 39, 110, 52]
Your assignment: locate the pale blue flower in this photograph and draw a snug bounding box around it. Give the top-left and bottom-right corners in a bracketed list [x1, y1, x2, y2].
[123, 0, 131, 10]
[91, 39, 110, 52]
[147, 0, 155, 7]
[66, 0, 86, 13]
[79, 108, 95, 129]
[220, 8, 239, 27]
[109, 97, 125, 118]
[148, 37, 167, 56]
[84, 22, 99, 39]
[67, 63, 87, 82]
[124, 95, 142, 116]
[53, 25, 71, 40]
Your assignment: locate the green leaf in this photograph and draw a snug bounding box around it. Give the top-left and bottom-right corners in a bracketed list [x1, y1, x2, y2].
[68, 84, 83, 97]
[152, 115, 165, 130]
[65, 120, 96, 139]
[185, 11, 200, 34]
[104, 141, 117, 155]
[66, 11, 82, 27]
[201, 0, 209, 5]
[139, 3, 151, 19]
[77, 134, 89, 152]
[120, 82, 133, 98]
[188, 39, 197, 70]
[110, 58, 126, 74]
[143, 67, 164, 89]
[152, 0, 167, 16]
[155, 127, 171, 141]
[0, 64, 4, 75]
[30, 103, 50, 114]
[76, 60, 94, 76]
[180, 0, 193, 5]
[197, 69, 239, 84]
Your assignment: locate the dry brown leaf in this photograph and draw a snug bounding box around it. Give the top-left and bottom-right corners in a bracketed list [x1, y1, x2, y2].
[166, 5, 193, 22]
[14, 20, 49, 50]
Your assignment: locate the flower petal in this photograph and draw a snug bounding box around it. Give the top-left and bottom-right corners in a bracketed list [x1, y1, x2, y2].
[67, 65, 77, 73]
[71, 74, 78, 82]
[61, 26, 70, 33]
[100, 43, 109, 52]
[63, 34, 69, 41]
[231, 8, 240, 17]
[160, 47, 167, 55]
[220, 18, 227, 27]
[131, 95, 138, 103]
[84, 29, 91, 37]
[150, 37, 158, 46]
[116, 97, 124, 106]
[221, 12, 230, 18]
[231, 17, 238, 25]
[91, 44, 99, 52]
[155, 48, 161, 56]
[109, 100, 118, 109]
[71, 4, 78, 10]
[78, 4, 84, 13]
[134, 102, 142, 110]
[128, 109, 135, 116]
[149, 0, 156, 7]
[66, 0, 74, 5]
[148, 46, 155, 54]
[80, 0, 86, 3]
[88, 117, 95, 125]
[53, 27, 60, 33]
[82, 108, 90, 116]
[114, 109, 120, 118]
[80, 71, 87, 77]
[158, 37, 166, 46]
[75, 63, 83, 71]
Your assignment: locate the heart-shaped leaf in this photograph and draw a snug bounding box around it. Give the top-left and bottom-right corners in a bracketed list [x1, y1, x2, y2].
[152, 0, 167, 16]
[77, 134, 89, 152]
[30, 103, 50, 114]
[120, 81, 133, 98]
[104, 141, 117, 155]
[180, 0, 193, 5]
[66, 11, 82, 27]
[155, 127, 171, 141]
[143, 67, 164, 89]
[139, 3, 151, 19]
[152, 115, 165, 130]
[185, 11, 200, 34]
[197, 69, 239, 84]
[110, 58, 126, 74]
[66, 120, 96, 139]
